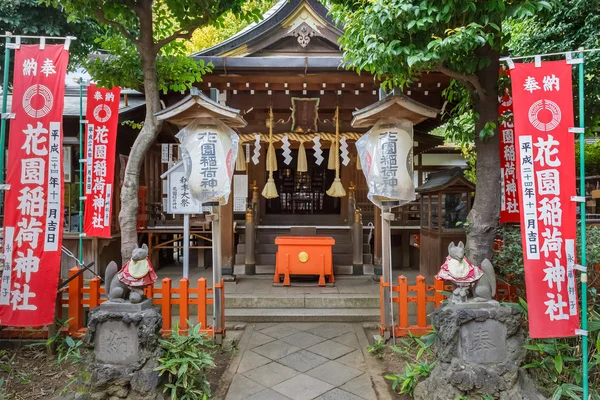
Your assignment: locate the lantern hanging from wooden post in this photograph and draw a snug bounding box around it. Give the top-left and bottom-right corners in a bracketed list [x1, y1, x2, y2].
[355, 117, 415, 207]
[262, 107, 279, 199]
[326, 107, 346, 197]
[176, 118, 239, 205]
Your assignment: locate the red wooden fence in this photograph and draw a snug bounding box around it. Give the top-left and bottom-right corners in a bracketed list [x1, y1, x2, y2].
[380, 276, 518, 337]
[0, 267, 224, 339]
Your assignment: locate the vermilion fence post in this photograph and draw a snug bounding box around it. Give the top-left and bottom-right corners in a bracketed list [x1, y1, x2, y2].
[161, 278, 172, 332]
[379, 277, 385, 333]
[67, 267, 83, 335]
[197, 278, 207, 330]
[179, 278, 189, 332]
[89, 278, 101, 309]
[398, 275, 409, 330]
[434, 278, 445, 307]
[416, 275, 427, 328]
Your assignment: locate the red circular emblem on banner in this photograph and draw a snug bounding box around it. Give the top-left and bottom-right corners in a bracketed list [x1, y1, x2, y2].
[93, 104, 112, 123]
[22, 84, 53, 118]
[528, 99, 561, 131]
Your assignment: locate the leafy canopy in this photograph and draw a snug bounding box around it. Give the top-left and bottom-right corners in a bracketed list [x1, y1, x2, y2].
[0, 0, 101, 73]
[329, 0, 552, 142]
[46, 0, 262, 92]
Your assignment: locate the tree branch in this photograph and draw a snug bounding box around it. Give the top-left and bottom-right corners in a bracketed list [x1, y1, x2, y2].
[95, 8, 137, 43]
[153, 19, 208, 50]
[436, 64, 487, 101]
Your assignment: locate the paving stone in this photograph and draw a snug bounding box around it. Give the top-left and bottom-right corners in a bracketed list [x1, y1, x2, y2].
[331, 332, 360, 349]
[306, 360, 363, 386]
[314, 388, 364, 400]
[243, 362, 299, 387]
[281, 331, 326, 349]
[272, 374, 334, 400]
[306, 340, 354, 360]
[253, 340, 301, 360]
[237, 350, 272, 374]
[309, 323, 355, 339]
[278, 349, 329, 373]
[225, 375, 266, 400]
[261, 324, 302, 339]
[284, 322, 324, 331]
[254, 322, 279, 331]
[248, 331, 276, 349]
[246, 389, 291, 400]
[340, 373, 378, 399]
[335, 351, 367, 371]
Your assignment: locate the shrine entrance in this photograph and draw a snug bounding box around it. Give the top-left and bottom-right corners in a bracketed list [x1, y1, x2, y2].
[265, 149, 341, 215]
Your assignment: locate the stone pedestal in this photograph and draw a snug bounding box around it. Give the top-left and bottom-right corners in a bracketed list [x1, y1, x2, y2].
[414, 302, 545, 400]
[83, 300, 163, 400]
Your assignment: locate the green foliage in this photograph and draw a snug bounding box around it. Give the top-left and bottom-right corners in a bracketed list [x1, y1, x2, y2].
[186, 0, 276, 53]
[384, 360, 437, 395]
[155, 322, 215, 400]
[0, 0, 101, 73]
[506, 0, 600, 130]
[519, 304, 600, 399]
[27, 319, 83, 365]
[367, 337, 387, 359]
[575, 141, 600, 177]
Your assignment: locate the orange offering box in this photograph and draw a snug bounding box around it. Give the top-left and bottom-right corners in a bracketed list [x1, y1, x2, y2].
[274, 236, 336, 287]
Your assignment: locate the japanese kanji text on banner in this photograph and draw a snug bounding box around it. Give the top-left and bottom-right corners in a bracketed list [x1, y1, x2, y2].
[84, 84, 121, 238]
[511, 60, 580, 338]
[499, 75, 520, 223]
[0, 45, 69, 326]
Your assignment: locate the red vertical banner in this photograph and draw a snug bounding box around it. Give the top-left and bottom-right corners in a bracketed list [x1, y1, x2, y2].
[511, 60, 580, 338]
[83, 84, 121, 238]
[0, 45, 69, 326]
[499, 70, 520, 223]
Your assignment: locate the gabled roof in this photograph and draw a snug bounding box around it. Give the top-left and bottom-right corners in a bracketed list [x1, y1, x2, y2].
[416, 167, 475, 193]
[192, 0, 342, 57]
[154, 87, 247, 127]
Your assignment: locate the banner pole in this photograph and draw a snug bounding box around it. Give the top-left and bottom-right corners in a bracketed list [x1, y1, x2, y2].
[0, 33, 11, 212]
[577, 49, 589, 400]
[78, 79, 84, 264]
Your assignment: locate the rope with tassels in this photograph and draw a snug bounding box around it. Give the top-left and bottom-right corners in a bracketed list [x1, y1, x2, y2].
[326, 106, 346, 197]
[262, 106, 279, 199]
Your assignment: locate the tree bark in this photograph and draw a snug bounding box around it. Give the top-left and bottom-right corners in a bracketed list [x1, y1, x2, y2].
[118, 3, 163, 263]
[465, 50, 501, 267]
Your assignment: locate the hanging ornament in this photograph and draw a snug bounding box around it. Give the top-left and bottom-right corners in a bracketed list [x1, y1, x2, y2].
[235, 141, 246, 171]
[297, 141, 308, 172]
[313, 135, 324, 165]
[262, 107, 279, 199]
[252, 134, 261, 165]
[340, 136, 350, 166]
[356, 150, 362, 170]
[281, 135, 293, 165]
[326, 107, 346, 197]
[327, 138, 336, 170]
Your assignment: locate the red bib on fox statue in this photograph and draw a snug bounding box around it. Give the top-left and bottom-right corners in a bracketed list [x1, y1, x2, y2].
[117, 257, 157, 287]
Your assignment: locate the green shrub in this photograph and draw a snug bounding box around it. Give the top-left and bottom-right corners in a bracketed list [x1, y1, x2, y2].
[155, 323, 215, 400]
[385, 360, 436, 396]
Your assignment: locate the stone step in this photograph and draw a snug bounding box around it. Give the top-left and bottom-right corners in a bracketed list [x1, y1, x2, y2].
[234, 264, 375, 275]
[224, 308, 380, 322]
[235, 242, 371, 255]
[224, 294, 379, 309]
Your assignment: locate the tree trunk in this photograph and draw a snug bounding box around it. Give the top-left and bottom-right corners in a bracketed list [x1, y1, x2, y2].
[118, 5, 163, 263]
[466, 51, 501, 266]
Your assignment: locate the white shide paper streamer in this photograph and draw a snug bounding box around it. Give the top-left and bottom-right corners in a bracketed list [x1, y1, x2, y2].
[313, 135, 324, 165]
[252, 134, 261, 165]
[281, 135, 293, 165]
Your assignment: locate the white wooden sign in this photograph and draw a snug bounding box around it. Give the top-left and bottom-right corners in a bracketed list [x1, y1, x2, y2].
[233, 174, 248, 212]
[163, 162, 203, 214]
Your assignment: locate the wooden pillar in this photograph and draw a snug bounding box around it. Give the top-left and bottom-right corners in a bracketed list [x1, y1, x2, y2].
[417, 153, 423, 186]
[401, 232, 410, 268]
[220, 191, 234, 275]
[374, 206, 382, 274]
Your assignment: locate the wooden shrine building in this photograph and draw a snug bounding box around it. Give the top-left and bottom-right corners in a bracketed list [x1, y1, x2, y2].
[140, 0, 465, 280]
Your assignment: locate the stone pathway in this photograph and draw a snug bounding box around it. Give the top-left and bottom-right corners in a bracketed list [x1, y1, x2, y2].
[224, 322, 385, 400]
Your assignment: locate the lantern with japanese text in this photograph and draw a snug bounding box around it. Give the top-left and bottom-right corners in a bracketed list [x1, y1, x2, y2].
[176, 118, 239, 205]
[355, 117, 415, 208]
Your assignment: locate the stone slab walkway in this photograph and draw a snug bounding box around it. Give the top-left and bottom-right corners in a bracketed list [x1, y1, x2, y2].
[221, 322, 391, 400]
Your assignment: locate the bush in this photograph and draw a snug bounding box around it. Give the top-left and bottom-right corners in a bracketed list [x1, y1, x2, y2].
[155, 323, 215, 400]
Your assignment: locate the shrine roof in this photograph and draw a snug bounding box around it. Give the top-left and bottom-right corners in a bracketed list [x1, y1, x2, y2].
[154, 87, 247, 127]
[416, 167, 475, 193]
[351, 89, 440, 127]
[191, 0, 342, 59]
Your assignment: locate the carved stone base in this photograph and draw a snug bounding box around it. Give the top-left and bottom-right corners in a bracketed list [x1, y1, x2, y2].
[83, 301, 163, 400]
[414, 303, 546, 400]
